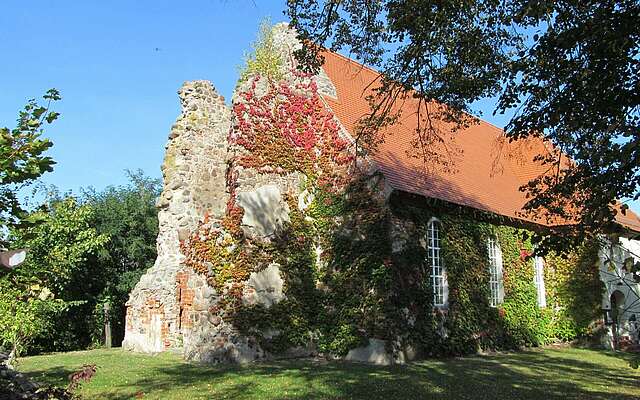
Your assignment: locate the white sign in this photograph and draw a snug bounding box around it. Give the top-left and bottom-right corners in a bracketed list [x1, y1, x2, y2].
[0, 249, 27, 269]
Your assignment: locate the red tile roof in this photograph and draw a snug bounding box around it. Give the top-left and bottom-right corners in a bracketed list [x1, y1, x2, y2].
[320, 51, 640, 233]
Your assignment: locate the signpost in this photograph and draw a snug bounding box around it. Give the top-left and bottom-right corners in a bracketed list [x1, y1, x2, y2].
[104, 302, 112, 348]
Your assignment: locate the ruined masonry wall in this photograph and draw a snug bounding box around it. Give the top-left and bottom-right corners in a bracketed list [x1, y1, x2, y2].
[123, 81, 230, 353]
[124, 24, 360, 363]
[176, 27, 307, 362]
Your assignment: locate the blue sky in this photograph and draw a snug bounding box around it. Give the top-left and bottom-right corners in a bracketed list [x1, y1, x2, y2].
[2, 1, 635, 212]
[0, 0, 292, 193]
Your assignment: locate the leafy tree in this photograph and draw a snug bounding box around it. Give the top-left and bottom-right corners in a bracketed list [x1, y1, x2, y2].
[287, 1, 640, 250]
[238, 17, 285, 83]
[0, 91, 62, 364]
[6, 197, 108, 353]
[0, 277, 68, 365]
[10, 197, 108, 294]
[81, 170, 161, 346]
[3, 171, 160, 355]
[0, 89, 60, 241]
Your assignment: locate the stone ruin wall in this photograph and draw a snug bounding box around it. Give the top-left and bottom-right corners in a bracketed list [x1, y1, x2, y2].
[173, 25, 314, 363]
[123, 81, 230, 354]
[123, 24, 405, 364]
[123, 24, 323, 362]
[123, 77, 308, 362]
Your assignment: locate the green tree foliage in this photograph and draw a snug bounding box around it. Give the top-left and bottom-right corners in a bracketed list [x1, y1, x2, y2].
[0, 90, 64, 366]
[238, 18, 285, 83]
[0, 89, 60, 239]
[3, 172, 159, 354]
[0, 277, 68, 365]
[2, 197, 107, 356]
[81, 170, 161, 346]
[287, 1, 640, 250]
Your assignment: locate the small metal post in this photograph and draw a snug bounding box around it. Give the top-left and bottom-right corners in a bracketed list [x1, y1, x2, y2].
[104, 302, 112, 348]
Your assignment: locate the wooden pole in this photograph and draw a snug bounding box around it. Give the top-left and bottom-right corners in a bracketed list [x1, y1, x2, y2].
[104, 302, 112, 348]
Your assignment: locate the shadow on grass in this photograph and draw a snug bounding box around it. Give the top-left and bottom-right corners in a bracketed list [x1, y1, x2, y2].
[22, 365, 75, 388]
[23, 349, 640, 400]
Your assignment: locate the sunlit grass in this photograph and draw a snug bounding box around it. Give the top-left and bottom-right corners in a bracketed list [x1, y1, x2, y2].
[18, 346, 640, 400]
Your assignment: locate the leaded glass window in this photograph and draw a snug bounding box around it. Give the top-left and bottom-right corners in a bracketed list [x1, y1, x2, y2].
[533, 256, 547, 308]
[428, 220, 446, 306]
[487, 237, 504, 307]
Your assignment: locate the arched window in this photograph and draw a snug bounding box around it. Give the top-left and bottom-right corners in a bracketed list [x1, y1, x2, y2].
[533, 256, 547, 308]
[427, 219, 447, 306]
[487, 236, 504, 307]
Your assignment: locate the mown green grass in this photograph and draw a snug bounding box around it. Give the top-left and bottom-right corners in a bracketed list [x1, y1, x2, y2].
[17, 346, 639, 400]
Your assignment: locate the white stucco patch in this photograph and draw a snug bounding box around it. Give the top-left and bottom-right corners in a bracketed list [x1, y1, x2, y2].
[237, 185, 290, 237]
[345, 339, 394, 365]
[243, 263, 285, 308]
[123, 313, 165, 354]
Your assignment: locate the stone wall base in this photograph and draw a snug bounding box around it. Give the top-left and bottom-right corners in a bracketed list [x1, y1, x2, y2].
[345, 339, 420, 366]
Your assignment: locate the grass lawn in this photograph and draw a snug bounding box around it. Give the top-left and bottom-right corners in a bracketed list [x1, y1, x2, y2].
[17, 346, 639, 400]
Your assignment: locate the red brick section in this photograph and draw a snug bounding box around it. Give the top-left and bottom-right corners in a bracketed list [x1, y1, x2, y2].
[123, 270, 198, 351]
[320, 51, 640, 233]
[124, 296, 171, 349]
[176, 270, 195, 331]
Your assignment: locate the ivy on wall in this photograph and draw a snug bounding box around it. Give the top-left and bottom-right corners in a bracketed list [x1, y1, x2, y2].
[184, 166, 603, 358]
[390, 194, 603, 355]
[231, 73, 352, 191]
[544, 244, 603, 340]
[181, 56, 356, 354]
[180, 22, 604, 359]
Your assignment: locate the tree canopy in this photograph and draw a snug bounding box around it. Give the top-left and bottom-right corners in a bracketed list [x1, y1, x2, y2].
[286, 0, 640, 249]
[2, 171, 160, 355]
[0, 89, 60, 240]
[5, 196, 108, 353]
[81, 170, 161, 346]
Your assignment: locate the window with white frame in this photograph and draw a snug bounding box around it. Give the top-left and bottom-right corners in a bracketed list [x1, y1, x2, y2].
[487, 236, 504, 307]
[533, 256, 547, 308]
[427, 219, 446, 306]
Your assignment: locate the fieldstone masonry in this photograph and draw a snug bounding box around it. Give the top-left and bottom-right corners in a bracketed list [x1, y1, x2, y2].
[123, 24, 316, 362]
[123, 24, 401, 364]
[123, 81, 231, 354]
